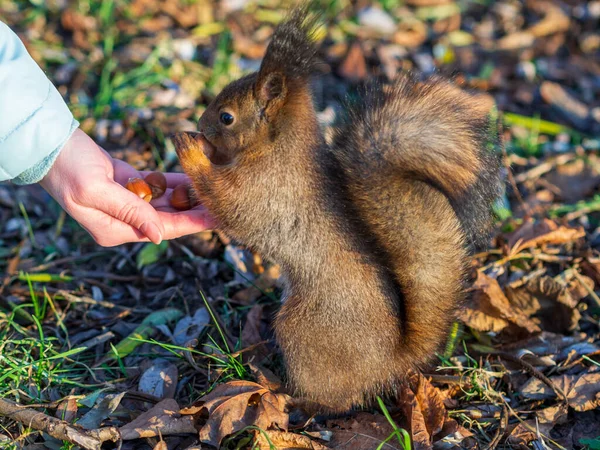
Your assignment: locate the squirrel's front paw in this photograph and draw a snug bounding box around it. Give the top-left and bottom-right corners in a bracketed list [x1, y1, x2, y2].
[172, 132, 213, 174]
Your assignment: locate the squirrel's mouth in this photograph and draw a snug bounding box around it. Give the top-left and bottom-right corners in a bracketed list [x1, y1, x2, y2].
[198, 134, 217, 161]
[201, 134, 234, 166]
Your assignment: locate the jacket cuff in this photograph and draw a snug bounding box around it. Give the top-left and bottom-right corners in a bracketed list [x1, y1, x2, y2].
[12, 117, 79, 185]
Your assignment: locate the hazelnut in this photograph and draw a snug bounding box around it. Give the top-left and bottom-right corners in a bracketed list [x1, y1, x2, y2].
[170, 184, 193, 210]
[145, 171, 167, 199]
[126, 177, 152, 202]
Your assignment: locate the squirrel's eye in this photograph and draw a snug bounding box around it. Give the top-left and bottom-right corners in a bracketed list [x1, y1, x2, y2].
[220, 112, 234, 126]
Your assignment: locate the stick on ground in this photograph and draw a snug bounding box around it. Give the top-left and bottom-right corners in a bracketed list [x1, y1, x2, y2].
[0, 398, 120, 450]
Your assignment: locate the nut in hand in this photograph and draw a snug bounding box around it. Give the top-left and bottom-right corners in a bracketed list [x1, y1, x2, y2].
[145, 171, 167, 199]
[170, 184, 193, 210]
[126, 177, 152, 202]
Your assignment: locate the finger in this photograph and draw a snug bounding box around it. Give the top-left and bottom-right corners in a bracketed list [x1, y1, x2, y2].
[112, 158, 143, 186]
[149, 187, 174, 209]
[140, 171, 192, 189]
[150, 187, 205, 210]
[87, 181, 166, 244]
[157, 209, 217, 240]
[73, 209, 152, 247]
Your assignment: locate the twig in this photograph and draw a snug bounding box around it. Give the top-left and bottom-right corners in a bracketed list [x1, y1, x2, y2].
[496, 353, 568, 404]
[479, 251, 573, 271]
[56, 290, 132, 311]
[423, 374, 473, 388]
[0, 397, 120, 450]
[73, 271, 163, 283]
[565, 204, 600, 222]
[513, 154, 575, 184]
[483, 404, 508, 450]
[27, 252, 110, 273]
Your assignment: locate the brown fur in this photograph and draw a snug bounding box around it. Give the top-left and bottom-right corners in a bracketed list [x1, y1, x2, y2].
[173, 8, 501, 412]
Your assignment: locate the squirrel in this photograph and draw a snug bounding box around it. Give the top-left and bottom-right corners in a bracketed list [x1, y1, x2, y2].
[172, 6, 502, 412]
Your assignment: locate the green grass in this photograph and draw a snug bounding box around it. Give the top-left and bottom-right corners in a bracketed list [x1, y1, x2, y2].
[376, 396, 411, 450]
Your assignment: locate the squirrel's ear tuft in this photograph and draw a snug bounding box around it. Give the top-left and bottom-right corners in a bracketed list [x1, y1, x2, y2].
[258, 4, 320, 82]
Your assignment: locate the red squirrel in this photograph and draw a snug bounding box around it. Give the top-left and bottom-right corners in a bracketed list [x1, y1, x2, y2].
[172, 6, 501, 411]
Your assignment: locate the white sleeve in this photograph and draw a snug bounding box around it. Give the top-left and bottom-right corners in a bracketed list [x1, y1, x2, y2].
[0, 21, 78, 184]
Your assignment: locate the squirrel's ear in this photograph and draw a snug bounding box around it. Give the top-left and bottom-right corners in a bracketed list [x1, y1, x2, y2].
[256, 72, 287, 112]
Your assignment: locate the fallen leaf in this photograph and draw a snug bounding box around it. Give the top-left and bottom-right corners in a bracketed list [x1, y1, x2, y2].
[137, 241, 169, 269]
[505, 275, 581, 333]
[248, 362, 283, 392]
[520, 372, 600, 411]
[77, 392, 126, 430]
[506, 218, 584, 253]
[507, 420, 554, 448]
[326, 412, 400, 450]
[120, 399, 197, 440]
[232, 264, 281, 304]
[396, 371, 458, 450]
[138, 358, 178, 399]
[181, 380, 291, 447]
[459, 272, 540, 334]
[153, 440, 168, 450]
[106, 308, 184, 362]
[55, 397, 78, 423]
[173, 308, 210, 346]
[545, 159, 600, 203]
[338, 42, 368, 83]
[241, 305, 270, 363]
[254, 430, 328, 449]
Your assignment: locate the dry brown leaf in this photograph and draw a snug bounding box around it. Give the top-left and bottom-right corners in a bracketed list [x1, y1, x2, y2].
[393, 19, 428, 47]
[55, 397, 78, 423]
[338, 42, 368, 83]
[506, 218, 584, 253]
[181, 380, 291, 447]
[505, 275, 581, 333]
[397, 372, 457, 450]
[153, 440, 168, 450]
[232, 264, 281, 304]
[545, 159, 600, 203]
[248, 362, 284, 393]
[520, 372, 600, 411]
[537, 404, 568, 425]
[507, 420, 554, 448]
[326, 412, 400, 450]
[459, 272, 540, 334]
[254, 430, 328, 449]
[119, 399, 196, 440]
[240, 304, 270, 363]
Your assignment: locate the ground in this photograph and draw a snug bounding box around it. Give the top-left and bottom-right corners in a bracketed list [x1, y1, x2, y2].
[0, 0, 600, 449]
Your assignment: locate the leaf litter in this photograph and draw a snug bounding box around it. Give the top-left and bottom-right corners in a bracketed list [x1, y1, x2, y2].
[1, 0, 600, 449]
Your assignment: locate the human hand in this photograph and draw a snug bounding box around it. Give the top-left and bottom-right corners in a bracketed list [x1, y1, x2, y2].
[40, 128, 215, 247]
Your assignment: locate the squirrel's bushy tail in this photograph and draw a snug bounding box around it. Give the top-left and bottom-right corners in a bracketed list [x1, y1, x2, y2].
[332, 75, 502, 249]
[288, 75, 503, 410]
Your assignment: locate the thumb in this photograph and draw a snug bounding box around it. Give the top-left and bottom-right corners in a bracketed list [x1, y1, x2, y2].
[92, 182, 166, 244]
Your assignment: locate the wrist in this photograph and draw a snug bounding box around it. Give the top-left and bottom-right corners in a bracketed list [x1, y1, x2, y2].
[14, 119, 80, 186]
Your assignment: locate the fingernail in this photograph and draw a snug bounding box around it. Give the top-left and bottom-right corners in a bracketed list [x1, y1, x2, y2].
[140, 222, 163, 245]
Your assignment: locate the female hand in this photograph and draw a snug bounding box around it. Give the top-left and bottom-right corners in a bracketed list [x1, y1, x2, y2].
[40, 128, 215, 247]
